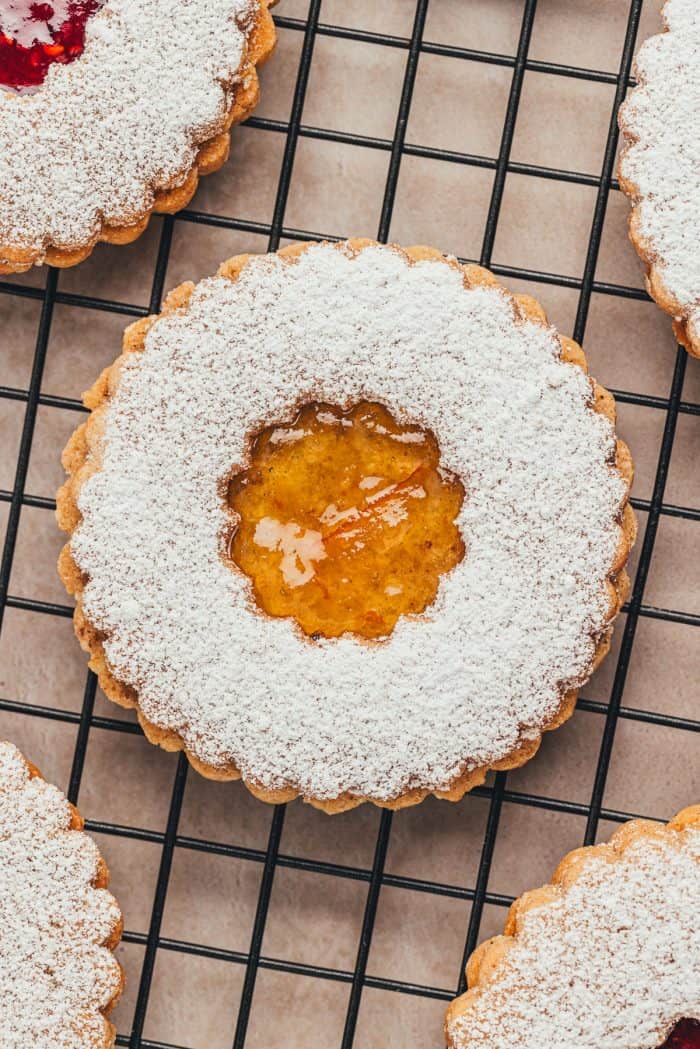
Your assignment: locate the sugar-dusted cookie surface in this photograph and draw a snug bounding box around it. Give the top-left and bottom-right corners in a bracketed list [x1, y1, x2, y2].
[0, 0, 276, 272]
[619, 0, 700, 357]
[0, 740, 123, 1048]
[447, 807, 700, 1049]
[57, 240, 635, 812]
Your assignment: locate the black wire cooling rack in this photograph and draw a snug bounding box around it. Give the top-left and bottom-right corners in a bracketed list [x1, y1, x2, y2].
[0, 1, 699, 1046]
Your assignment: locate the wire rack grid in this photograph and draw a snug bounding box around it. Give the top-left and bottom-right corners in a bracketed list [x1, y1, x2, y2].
[0, 0, 698, 1046]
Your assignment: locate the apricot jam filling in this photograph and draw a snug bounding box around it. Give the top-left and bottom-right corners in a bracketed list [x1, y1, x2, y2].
[227, 402, 465, 640]
[0, 0, 101, 92]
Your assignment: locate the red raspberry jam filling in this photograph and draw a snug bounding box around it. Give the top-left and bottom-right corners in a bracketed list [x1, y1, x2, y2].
[661, 1020, 700, 1049]
[0, 0, 101, 92]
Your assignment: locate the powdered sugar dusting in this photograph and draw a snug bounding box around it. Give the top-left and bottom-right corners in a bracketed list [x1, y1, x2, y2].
[69, 243, 626, 802]
[619, 0, 700, 342]
[0, 740, 122, 1048]
[448, 825, 700, 1048]
[1, 0, 72, 47]
[0, 0, 256, 257]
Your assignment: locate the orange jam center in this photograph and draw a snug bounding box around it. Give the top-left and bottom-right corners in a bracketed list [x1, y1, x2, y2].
[227, 402, 465, 640]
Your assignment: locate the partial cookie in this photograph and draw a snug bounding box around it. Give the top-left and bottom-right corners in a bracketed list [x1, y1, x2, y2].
[0, 0, 276, 273]
[0, 739, 123, 1048]
[446, 806, 700, 1049]
[619, 0, 700, 357]
[56, 239, 635, 813]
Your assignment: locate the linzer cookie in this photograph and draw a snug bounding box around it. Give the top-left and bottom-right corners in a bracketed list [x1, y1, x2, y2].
[56, 240, 635, 813]
[446, 807, 700, 1049]
[619, 0, 700, 357]
[0, 0, 276, 272]
[0, 740, 123, 1048]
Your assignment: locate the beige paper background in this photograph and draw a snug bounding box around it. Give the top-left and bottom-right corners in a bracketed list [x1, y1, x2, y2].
[1, 1, 699, 1046]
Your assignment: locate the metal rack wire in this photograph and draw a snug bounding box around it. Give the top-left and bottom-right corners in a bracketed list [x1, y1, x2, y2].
[0, 1, 698, 1046]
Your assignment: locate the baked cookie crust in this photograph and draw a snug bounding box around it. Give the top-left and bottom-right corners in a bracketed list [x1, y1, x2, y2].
[0, 740, 124, 1048]
[0, 0, 276, 274]
[446, 806, 700, 1049]
[56, 240, 636, 813]
[618, 0, 700, 358]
